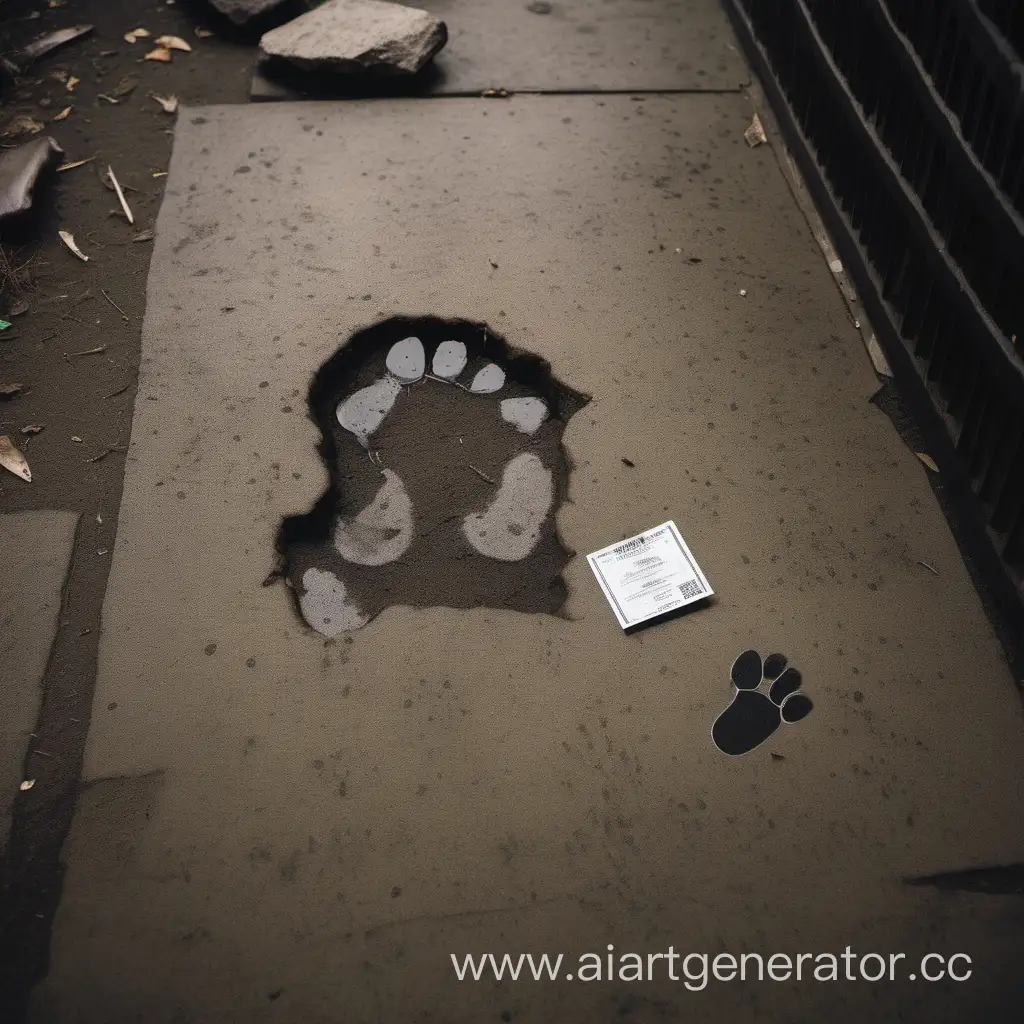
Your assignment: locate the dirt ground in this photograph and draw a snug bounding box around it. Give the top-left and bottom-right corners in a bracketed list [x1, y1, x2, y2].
[0, 0, 254, 1010]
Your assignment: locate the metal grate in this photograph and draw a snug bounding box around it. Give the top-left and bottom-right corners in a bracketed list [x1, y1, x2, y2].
[881, 0, 1024, 222]
[725, 0, 1024, 624]
[977, 0, 1024, 61]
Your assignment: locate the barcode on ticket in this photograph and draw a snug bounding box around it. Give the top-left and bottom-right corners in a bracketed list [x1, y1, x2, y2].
[678, 579, 706, 600]
[613, 536, 649, 556]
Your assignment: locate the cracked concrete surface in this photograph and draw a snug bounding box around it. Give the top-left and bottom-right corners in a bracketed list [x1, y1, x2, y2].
[0, 512, 78, 850]
[31, 93, 1024, 1022]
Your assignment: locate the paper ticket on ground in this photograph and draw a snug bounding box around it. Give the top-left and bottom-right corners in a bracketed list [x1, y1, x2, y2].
[587, 521, 713, 629]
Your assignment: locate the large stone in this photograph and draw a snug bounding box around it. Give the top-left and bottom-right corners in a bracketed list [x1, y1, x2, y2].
[0, 137, 62, 221]
[208, 0, 292, 26]
[259, 0, 447, 77]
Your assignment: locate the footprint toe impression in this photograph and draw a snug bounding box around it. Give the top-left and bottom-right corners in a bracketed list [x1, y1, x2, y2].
[500, 397, 549, 435]
[731, 648, 764, 690]
[470, 363, 505, 393]
[279, 318, 587, 636]
[385, 336, 426, 383]
[768, 666, 802, 705]
[712, 649, 813, 755]
[432, 340, 467, 379]
[335, 377, 402, 448]
[781, 692, 813, 723]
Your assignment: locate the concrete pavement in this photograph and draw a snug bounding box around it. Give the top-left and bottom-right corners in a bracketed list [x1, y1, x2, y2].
[30, 89, 1024, 1022]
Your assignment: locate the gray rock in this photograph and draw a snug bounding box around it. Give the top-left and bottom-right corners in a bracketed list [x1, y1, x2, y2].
[0, 137, 63, 222]
[208, 0, 292, 26]
[260, 0, 447, 77]
[17, 24, 93, 66]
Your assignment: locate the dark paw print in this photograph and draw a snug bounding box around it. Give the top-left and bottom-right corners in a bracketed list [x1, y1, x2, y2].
[712, 649, 812, 756]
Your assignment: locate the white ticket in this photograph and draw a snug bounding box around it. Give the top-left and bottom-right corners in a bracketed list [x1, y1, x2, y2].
[587, 521, 713, 629]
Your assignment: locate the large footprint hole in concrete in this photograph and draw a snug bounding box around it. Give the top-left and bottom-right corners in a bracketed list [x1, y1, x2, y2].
[278, 317, 588, 636]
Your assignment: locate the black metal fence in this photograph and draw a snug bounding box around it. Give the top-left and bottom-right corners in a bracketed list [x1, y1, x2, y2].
[725, 0, 1024, 637]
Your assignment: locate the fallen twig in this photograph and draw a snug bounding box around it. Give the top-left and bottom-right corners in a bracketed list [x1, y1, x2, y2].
[107, 166, 134, 225]
[101, 289, 129, 320]
[916, 560, 939, 576]
[425, 372, 470, 392]
[468, 464, 495, 485]
[104, 382, 131, 399]
[86, 444, 127, 463]
[70, 345, 107, 357]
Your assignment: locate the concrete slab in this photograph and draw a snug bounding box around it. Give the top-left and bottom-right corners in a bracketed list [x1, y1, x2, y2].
[37, 97, 1024, 1022]
[251, 0, 747, 97]
[0, 511, 78, 849]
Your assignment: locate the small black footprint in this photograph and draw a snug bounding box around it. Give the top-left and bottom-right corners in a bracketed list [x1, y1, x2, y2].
[712, 649, 812, 756]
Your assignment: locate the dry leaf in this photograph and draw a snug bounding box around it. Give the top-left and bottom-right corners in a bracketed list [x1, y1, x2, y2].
[915, 452, 939, 473]
[20, 424, 44, 435]
[195, 26, 214, 39]
[865, 335, 892, 377]
[53, 105, 73, 121]
[66, 75, 80, 91]
[9, 298, 29, 316]
[132, 229, 155, 243]
[744, 113, 767, 148]
[2, 114, 45, 137]
[124, 28, 151, 43]
[110, 75, 138, 98]
[144, 47, 172, 63]
[0, 382, 24, 398]
[58, 230, 89, 261]
[0, 435, 31, 481]
[58, 157, 92, 172]
[155, 35, 192, 52]
[151, 93, 178, 114]
[20, 779, 35, 792]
